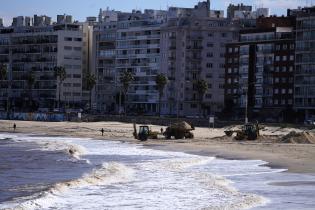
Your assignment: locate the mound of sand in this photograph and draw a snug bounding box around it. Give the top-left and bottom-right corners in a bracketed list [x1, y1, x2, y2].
[281, 131, 315, 144]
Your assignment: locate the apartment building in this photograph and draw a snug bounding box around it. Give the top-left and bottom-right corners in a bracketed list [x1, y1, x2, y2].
[0, 16, 84, 111]
[92, 18, 117, 112]
[160, 1, 239, 117]
[116, 11, 165, 114]
[225, 16, 296, 120]
[227, 4, 252, 19]
[93, 9, 167, 114]
[294, 7, 315, 120]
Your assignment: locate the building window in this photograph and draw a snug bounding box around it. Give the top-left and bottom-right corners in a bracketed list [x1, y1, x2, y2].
[74, 38, 82, 42]
[73, 93, 81, 96]
[282, 56, 287, 61]
[282, 89, 286, 94]
[290, 55, 294, 61]
[274, 89, 279, 94]
[276, 45, 281, 51]
[281, 78, 286, 83]
[73, 74, 81, 78]
[207, 42, 214, 47]
[275, 56, 280, 61]
[190, 104, 197, 109]
[206, 94, 212, 99]
[288, 89, 293, 94]
[274, 99, 278, 105]
[207, 52, 213, 57]
[206, 74, 212, 78]
[283, 44, 287, 50]
[289, 66, 293, 72]
[206, 63, 213, 68]
[64, 46, 72, 50]
[64, 37, 72, 41]
[228, 68, 232, 73]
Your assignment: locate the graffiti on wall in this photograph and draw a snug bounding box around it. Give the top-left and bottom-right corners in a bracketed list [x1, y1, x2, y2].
[0, 112, 65, 122]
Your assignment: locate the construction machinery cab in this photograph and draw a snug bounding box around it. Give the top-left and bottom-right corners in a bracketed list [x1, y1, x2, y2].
[241, 123, 259, 140]
[138, 125, 149, 141]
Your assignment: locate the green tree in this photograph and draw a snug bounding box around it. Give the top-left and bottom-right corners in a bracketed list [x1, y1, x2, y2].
[86, 73, 96, 111]
[196, 79, 208, 118]
[155, 73, 168, 116]
[0, 64, 7, 111]
[54, 66, 66, 110]
[120, 71, 134, 115]
[26, 71, 35, 110]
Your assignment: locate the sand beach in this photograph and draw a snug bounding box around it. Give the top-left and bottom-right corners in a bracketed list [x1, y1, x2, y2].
[1, 120, 314, 174]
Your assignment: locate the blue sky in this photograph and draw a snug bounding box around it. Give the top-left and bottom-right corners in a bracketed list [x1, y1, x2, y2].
[0, 0, 310, 25]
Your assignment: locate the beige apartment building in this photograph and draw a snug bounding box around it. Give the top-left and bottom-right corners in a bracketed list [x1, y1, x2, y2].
[160, 2, 239, 117]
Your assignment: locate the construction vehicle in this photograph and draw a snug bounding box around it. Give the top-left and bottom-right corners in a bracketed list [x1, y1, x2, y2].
[133, 123, 159, 141]
[163, 121, 194, 139]
[224, 123, 260, 140]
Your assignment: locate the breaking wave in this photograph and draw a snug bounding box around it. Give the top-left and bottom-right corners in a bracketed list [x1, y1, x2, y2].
[2, 162, 134, 210]
[195, 173, 267, 210]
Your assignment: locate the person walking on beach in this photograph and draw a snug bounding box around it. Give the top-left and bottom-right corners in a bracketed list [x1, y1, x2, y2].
[13, 123, 16, 132]
[100, 128, 104, 136]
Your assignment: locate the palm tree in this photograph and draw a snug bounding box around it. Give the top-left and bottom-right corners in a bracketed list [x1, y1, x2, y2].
[54, 66, 66, 110]
[86, 73, 96, 111]
[196, 79, 208, 118]
[120, 71, 134, 115]
[0, 64, 7, 111]
[155, 73, 168, 116]
[26, 71, 35, 111]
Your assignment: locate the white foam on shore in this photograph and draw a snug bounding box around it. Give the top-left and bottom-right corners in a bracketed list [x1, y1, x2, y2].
[0, 134, 273, 210]
[1, 162, 134, 210]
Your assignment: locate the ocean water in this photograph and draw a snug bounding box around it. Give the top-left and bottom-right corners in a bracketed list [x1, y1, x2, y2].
[0, 133, 315, 210]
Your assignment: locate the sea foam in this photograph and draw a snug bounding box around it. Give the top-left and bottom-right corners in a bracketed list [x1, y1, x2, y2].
[1, 162, 134, 210]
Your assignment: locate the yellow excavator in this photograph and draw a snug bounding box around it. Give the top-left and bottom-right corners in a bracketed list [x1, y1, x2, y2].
[225, 123, 260, 140]
[133, 123, 159, 141]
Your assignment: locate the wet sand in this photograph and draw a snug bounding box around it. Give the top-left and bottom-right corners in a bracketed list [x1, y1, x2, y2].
[1, 120, 315, 174]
